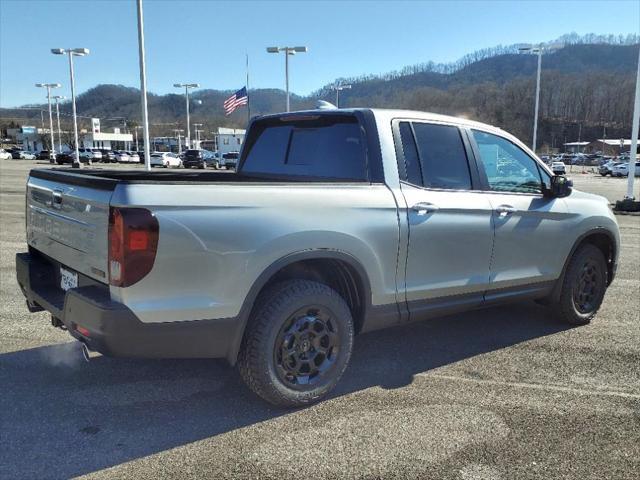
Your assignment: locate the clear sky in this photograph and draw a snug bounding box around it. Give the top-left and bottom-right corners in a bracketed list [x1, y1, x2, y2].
[0, 0, 638, 107]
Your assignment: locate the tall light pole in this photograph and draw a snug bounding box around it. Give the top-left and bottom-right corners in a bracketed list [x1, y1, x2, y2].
[136, 0, 152, 171]
[134, 125, 143, 151]
[35, 83, 61, 162]
[193, 123, 203, 149]
[519, 45, 543, 153]
[332, 83, 351, 108]
[51, 48, 89, 168]
[624, 45, 640, 201]
[52, 95, 65, 154]
[266, 46, 308, 112]
[173, 83, 199, 149]
[173, 129, 184, 154]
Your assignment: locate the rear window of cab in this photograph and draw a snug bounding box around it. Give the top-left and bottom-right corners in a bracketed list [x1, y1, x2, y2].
[241, 115, 368, 181]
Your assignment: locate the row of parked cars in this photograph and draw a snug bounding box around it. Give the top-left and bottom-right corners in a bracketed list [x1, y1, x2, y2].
[539, 153, 639, 177]
[2, 147, 240, 171]
[0, 148, 39, 160]
[598, 158, 640, 177]
[54, 148, 240, 169]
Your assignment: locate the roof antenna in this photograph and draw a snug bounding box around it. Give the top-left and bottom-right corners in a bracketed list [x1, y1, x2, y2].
[316, 100, 337, 110]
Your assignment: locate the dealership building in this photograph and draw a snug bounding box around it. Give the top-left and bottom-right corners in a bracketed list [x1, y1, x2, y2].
[7, 119, 133, 152]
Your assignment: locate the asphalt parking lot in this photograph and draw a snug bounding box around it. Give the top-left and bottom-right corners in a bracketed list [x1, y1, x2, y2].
[1, 160, 639, 479]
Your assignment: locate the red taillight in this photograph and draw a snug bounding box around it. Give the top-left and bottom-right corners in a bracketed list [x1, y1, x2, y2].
[108, 207, 159, 287]
[76, 325, 90, 337]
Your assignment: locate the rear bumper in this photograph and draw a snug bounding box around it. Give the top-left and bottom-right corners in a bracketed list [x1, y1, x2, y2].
[16, 251, 241, 360]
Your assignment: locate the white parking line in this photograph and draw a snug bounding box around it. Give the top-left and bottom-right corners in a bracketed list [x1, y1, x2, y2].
[418, 372, 640, 400]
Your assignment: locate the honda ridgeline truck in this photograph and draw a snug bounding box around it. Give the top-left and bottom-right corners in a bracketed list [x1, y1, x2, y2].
[16, 109, 620, 406]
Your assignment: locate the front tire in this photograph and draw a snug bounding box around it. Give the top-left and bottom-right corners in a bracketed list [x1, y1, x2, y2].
[554, 244, 607, 325]
[238, 280, 354, 407]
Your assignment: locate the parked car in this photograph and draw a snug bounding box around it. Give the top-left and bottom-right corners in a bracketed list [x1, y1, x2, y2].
[551, 161, 566, 175]
[612, 161, 640, 177]
[99, 149, 117, 163]
[150, 152, 181, 168]
[10, 149, 35, 159]
[16, 108, 620, 407]
[202, 150, 221, 168]
[0, 148, 12, 160]
[37, 150, 56, 161]
[114, 151, 131, 163]
[599, 161, 623, 176]
[76, 148, 99, 163]
[55, 152, 75, 165]
[182, 149, 206, 168]
[126, 151, 140, 163]
[91, 149, 103, 161]
[221, 151, 240, 169]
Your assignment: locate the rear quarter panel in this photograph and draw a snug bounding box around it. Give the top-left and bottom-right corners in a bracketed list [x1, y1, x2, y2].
[110, 182, 400, 324]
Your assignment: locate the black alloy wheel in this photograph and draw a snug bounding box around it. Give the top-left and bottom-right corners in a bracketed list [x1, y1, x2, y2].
[572, 258, 603, 314]
[274, 305, 340, 388]
[238, 279, 354, 407]
[556, 244, 608, 325]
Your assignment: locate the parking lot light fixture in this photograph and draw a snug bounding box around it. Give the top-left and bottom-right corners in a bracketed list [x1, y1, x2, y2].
[51, 48, 90, 168]
[332, 83, 352, 108]
[173, 83, 200, 149]
[267, 46, 308, 112]
[35, 83, 61, 162]
[52, 95, 65, 154]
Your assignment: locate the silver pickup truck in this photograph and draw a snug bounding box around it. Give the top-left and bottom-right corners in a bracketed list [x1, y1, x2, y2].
[16, 109, 620, 406]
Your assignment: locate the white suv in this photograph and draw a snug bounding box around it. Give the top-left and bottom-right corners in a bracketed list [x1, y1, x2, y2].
[551, 161, 566, 175]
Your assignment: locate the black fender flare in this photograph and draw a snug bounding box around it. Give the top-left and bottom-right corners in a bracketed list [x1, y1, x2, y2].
[226, 249, 373, 365]
[549, 227, 617, 303]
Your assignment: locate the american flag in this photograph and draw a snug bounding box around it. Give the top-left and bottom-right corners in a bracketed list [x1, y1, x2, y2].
[223, 87, 248, 115]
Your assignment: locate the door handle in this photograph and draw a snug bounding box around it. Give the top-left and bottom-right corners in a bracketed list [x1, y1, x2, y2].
[411, 202, 439, 215]
[495, 204, 517, 217]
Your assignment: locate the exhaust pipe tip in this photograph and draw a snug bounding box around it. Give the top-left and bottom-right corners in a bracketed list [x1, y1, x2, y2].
[80, 342, 90, 363]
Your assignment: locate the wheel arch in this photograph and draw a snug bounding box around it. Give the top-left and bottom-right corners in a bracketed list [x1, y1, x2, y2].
[226, 250, 373, 365]
[550, 227, 617, 302]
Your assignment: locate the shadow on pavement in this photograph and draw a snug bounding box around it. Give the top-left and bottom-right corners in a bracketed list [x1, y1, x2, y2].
[0, 302, 568, 479]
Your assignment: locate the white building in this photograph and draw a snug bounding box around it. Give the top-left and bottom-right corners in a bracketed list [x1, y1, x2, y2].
[80, 128, 133, 151]
[7, 124, 133, 152]
[201, 127, 245, 154]
[8, 126, 46, 152]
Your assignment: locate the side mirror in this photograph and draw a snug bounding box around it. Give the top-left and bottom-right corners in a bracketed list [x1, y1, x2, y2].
[547, 175, 573, 198]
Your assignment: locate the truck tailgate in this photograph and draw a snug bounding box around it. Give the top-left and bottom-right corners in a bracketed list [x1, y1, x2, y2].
[26, 174, 112, 283]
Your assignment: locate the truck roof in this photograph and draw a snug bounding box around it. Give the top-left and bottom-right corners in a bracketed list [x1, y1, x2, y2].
[257, 107, 508, 136]
[254, 108, 526, 159]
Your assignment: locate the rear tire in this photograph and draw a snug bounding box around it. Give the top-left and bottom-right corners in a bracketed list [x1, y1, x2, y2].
[553, 244, 607, 325]
[238, 279, 354, 407]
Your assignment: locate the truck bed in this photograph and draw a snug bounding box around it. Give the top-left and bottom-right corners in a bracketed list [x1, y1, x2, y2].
[29, 168, 370, 190]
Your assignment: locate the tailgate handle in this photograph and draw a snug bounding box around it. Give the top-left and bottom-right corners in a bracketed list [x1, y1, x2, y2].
[51, 190, 63, 209]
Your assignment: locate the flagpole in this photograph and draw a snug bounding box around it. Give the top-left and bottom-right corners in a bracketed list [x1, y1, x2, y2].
[246, 53, 251, 125]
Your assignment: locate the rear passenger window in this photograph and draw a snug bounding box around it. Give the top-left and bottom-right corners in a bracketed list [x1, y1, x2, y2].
[398, 122, 422, 186]
[398, 122, 472, 190]
[241, 116, 367, 180]
[412, 123, 471, 190]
